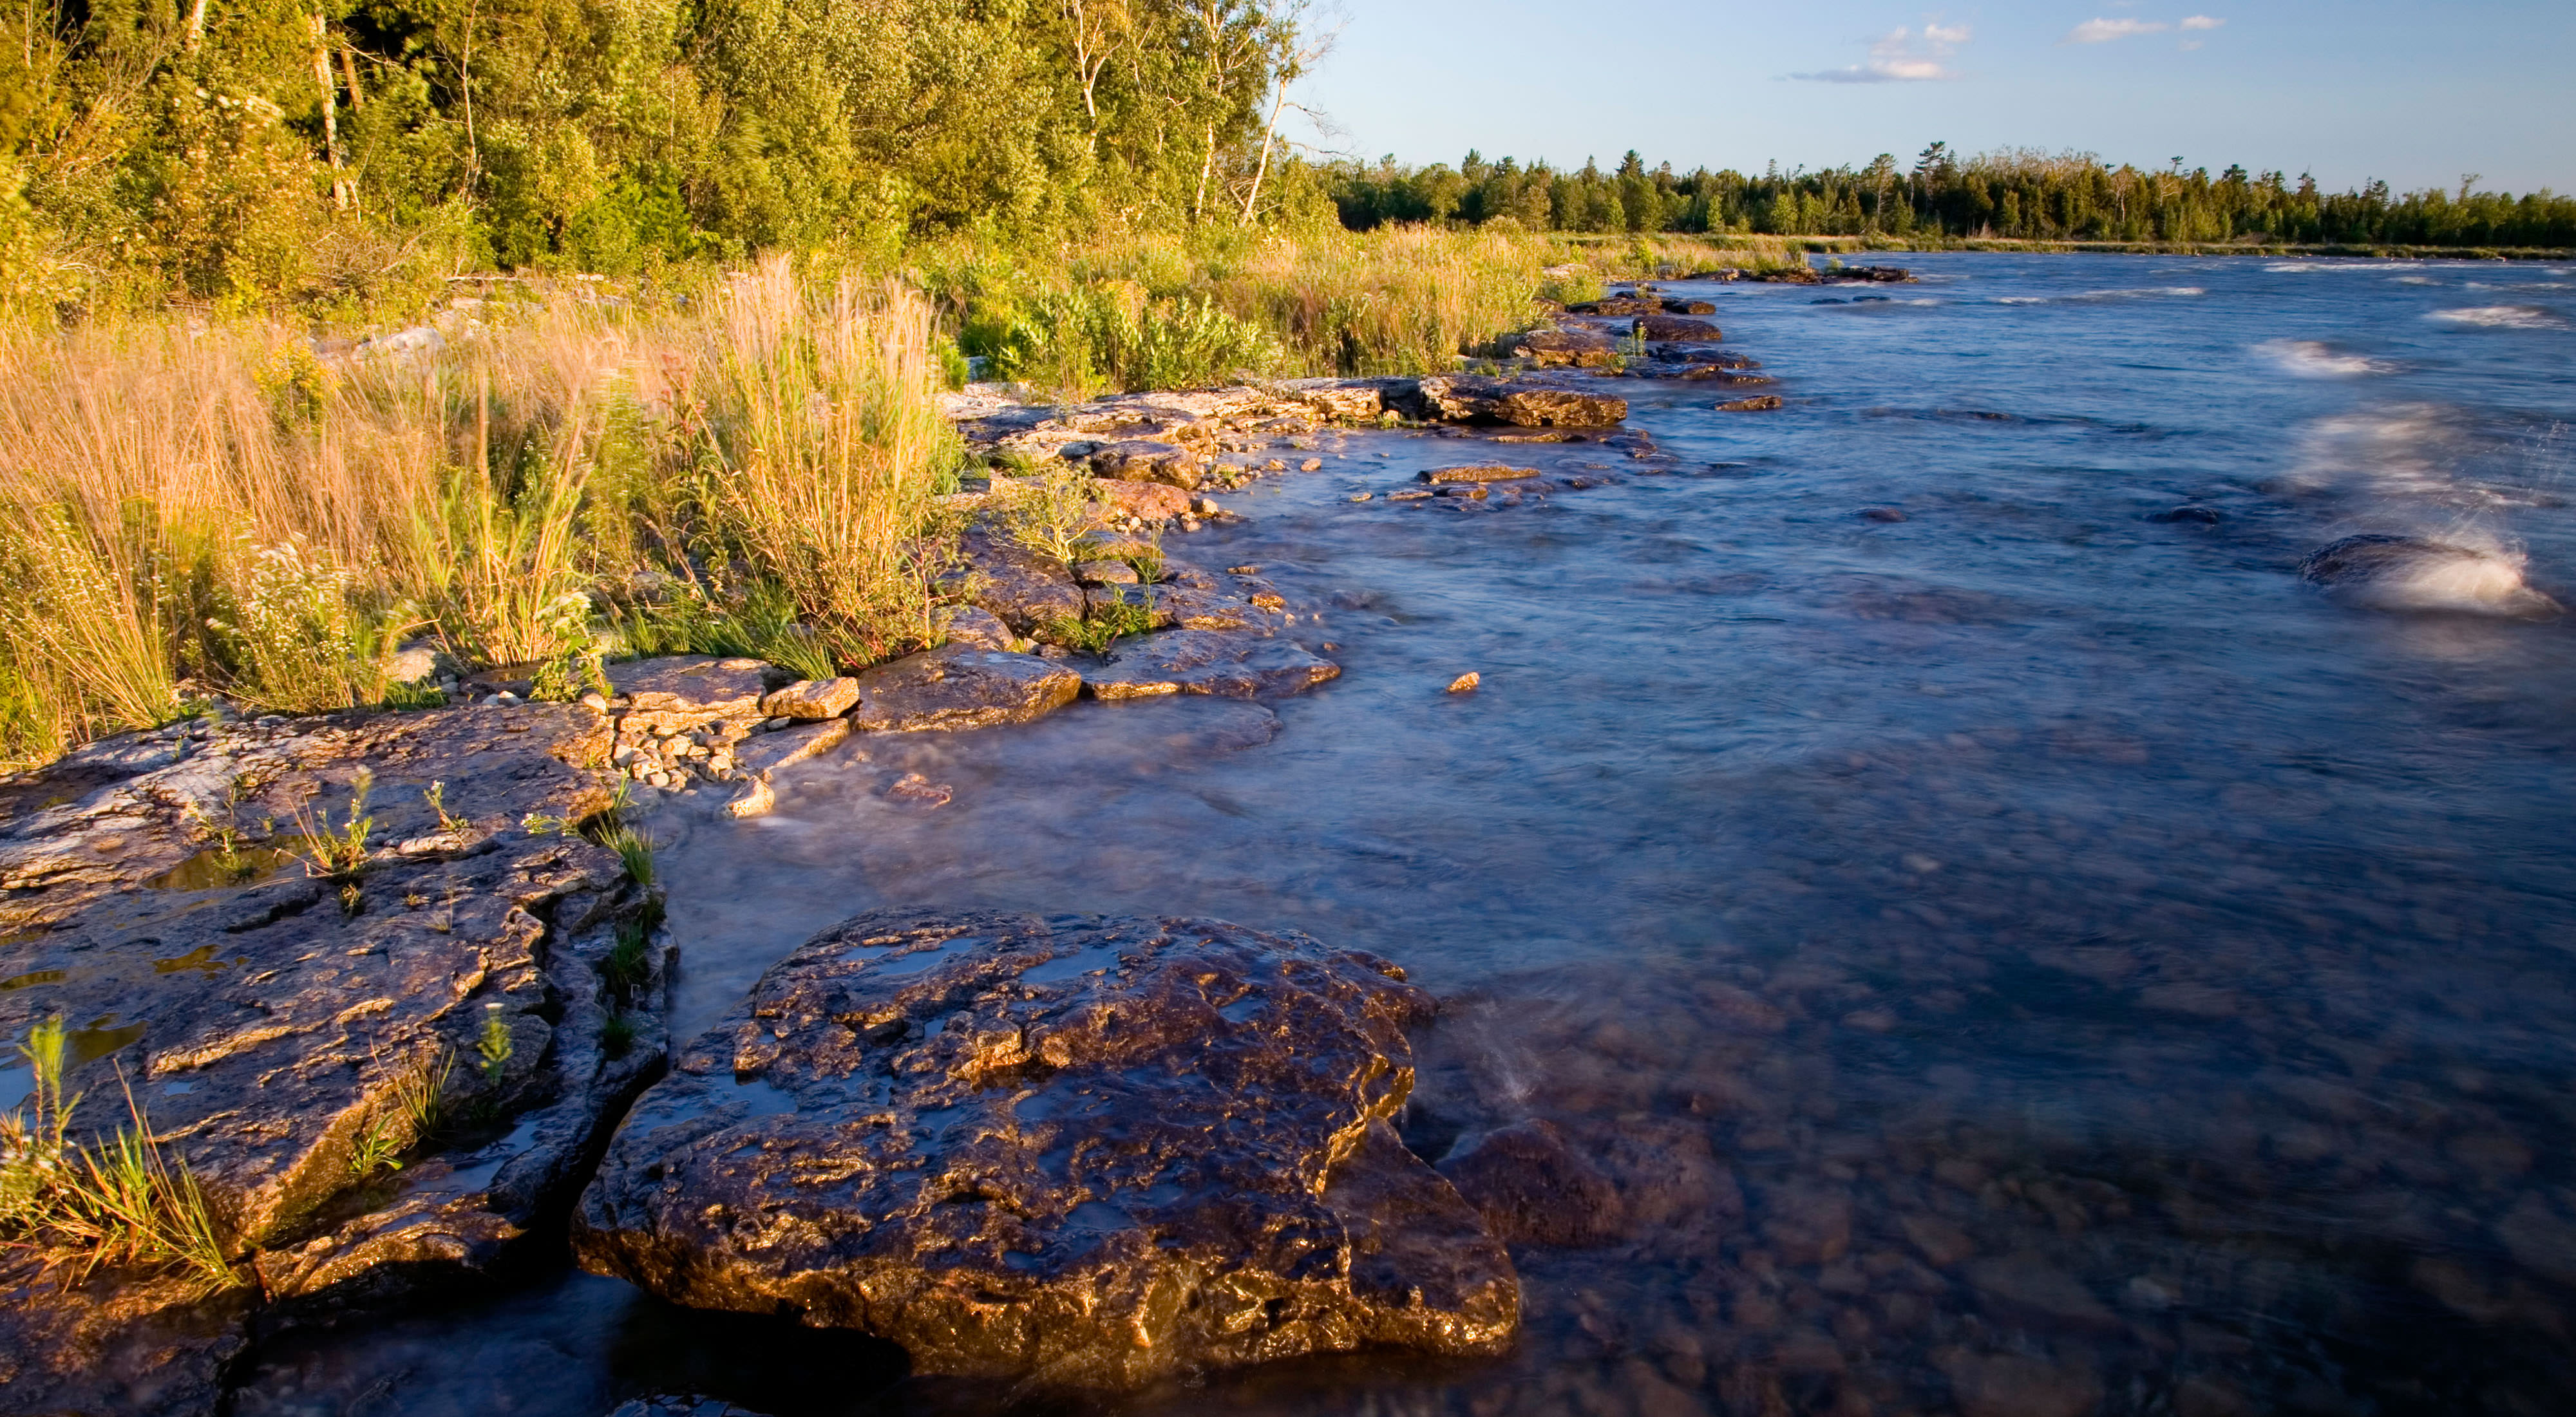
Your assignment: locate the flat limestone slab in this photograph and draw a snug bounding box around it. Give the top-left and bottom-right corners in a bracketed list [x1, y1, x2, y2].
[847, 645, 1082, 733]
[573, 909, 1517, 1389]
[1083, 630, 1340, 701]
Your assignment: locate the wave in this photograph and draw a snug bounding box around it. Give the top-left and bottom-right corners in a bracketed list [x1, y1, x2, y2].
[1995, 287, 2206, 306]
[2264, 261, 2425, 274]
[2257, 340, 2395, 378]
[2298, 534, 2559, 617]
[2427, 305, 2564, 329]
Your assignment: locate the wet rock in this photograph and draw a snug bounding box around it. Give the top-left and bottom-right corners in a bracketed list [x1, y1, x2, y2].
[945, 534, 1084, 635]
[1505, 328, 1620, 368]
[886, 773, 954, 807]
[572, 909, 1518, 1388]
[1565, 297, 1658, 317]
[1660, 298, 1718, 315]
[0, 707, 664, 1413]
[1755, 267, 1825, 286]
[1902, 1213, 1976, 1266]
[1649, 346, 1759, 368]
[1760, 1184, 1853, 1265]
[1826, 265, 1915, 283]
[759, 678, 860, 720]
[1084, 631, 1341, 701]
[1938, 1351, 2103, 1417]
[0, 1261, 253, 1417]
[1716, 395, 1786, 412]
[724, 720, 853, 819]
[1421, 464, 1541, 484]
[1089, 440, 1202, 490]
[1439, 1120, 1625, 1246]
[846, 644, 1082, 733]
[2297, 533, 2561, 617]
[1072, 559, 1141, 587]
[1633, 315, 1721, 343]
[1858, 507, 1908, 523]
[608, 657, 776, 718]
[2152, 505, 2226, 524]
[1418, 377, 1626, 429]
[1088, 478, 1191, 524]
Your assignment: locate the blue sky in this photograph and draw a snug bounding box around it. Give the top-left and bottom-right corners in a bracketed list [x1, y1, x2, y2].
[1289, 1, 2575, 192]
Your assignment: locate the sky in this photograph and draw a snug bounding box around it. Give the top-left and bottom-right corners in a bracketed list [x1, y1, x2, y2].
[1285, 1, 2576, 193]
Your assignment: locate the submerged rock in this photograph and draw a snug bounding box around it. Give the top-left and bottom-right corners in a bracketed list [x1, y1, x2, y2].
[1633, 315, 1720, 343]
[1421, 464, 1541, 484]
[1083, 630, 1341, 700]
[572, 909, 1518, 1389]
[846, 644, 1083, 733]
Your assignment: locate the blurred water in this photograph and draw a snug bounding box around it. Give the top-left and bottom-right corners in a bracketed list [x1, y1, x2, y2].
[237, 255, 2576, 1417]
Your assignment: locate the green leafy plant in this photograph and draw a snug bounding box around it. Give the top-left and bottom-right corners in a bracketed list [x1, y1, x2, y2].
[604, 917, 653, 1000]
[600, 1013, 637, 1060]
[424, 781, 468, 835]
[389, 1047, 453, 1143]
[595, 823, 655, 888]
[1043, 597, 1158, 655]
[477, 1006, 515, 1087]
[348, 1115, 406, 1177]
[289, 770, 374, 913]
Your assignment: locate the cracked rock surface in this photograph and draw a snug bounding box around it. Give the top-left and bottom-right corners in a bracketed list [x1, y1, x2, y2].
[573, 908, 1518, 1390]
[0, 705, 667, 1417]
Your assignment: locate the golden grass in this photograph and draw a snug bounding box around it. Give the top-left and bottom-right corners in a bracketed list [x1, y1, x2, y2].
[0, 261, 960, 766]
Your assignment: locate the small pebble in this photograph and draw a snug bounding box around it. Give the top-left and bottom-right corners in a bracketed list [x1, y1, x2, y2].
[1300, 458, 1323, 472]
[1447, 672, 1481, 694]
[1349, 491, 1373, 502]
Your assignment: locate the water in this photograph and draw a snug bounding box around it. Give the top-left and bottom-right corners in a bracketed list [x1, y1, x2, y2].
[236, 255, 2576, 1416]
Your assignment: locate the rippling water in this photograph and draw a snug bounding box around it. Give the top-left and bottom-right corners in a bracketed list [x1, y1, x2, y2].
[239, 254, 2576, 1417]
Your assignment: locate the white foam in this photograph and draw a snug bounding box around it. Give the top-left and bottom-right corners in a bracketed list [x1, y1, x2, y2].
[2427, 305, 2564, 329]
[2257, 340, 2394, 379]
[2264, 261, 2425, 274]
[2330, 545, 2558, 617]
[2393, 276, 2441, 285]
[1995, 287, 2205, 306]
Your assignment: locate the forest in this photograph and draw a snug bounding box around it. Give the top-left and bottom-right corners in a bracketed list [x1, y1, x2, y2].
[1327, 145, 2576, 252]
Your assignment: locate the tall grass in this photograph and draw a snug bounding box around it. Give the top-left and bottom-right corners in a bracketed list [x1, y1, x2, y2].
[926, 225, 1816, 391]
[0, 263, 961, 767]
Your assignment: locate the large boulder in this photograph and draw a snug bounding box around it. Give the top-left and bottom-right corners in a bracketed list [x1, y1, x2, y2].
[846, 644, 1083, 733]
[607, 657, 775, 718]
[1417, 376, 1626, 429]
[1083, 630, 1341, 700]
[572, 910, 1519, 1389]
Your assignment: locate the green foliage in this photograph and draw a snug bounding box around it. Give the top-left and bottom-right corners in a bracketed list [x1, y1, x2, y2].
[604, 917, 652, 1000]
[290, 769, 374, 883]
[477, 1006, 515, 1086]
[998, 468, 1101, 568]
[1045, 596, 1157, 654]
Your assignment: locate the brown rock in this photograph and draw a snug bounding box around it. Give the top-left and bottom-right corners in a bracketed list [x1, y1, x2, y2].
[0, 706, 665, 1412]
[1507, 328, 1620, 368]
[1716, 396, 1786, 412]
[1072, 559, 1141, 586]
[1761, 1184, 1853, 1265]
[1902, 1212, 1976, 1266]
[936, 605, 1016, 652]
[846, 644, 1082, 733]
[1633, 315, 1720, 343]
[607, 656, 775, 717]
[1566, 297, 1658, 316]
[1660, 298, 1718, 315]
[1084, 631, 1341, 701]
[572, 909, 1519, 1388]
[1090, 440, 1202, 490]
[759, 677, 860, 720]
[1418, 377, 1626, 429]
[1088, 478, 1191, 523]
[1963, 1252, 2123, 1331]
[944, 534, 1084, 635]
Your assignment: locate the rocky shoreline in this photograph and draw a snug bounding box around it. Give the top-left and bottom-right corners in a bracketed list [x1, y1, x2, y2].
[0, 277, 1803, 1415]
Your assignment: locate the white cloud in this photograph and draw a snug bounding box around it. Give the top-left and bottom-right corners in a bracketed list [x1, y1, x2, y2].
[2180, 15, 2225, 28]
[2065, 17, 2169, 42]
[1790, 23, 1971, 83]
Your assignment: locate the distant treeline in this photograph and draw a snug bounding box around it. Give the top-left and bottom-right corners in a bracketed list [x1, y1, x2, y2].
[1328, 145, 2576, 250]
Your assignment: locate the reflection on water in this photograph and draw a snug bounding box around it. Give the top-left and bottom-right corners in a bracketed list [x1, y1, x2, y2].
[235, 254, 2576, 1416]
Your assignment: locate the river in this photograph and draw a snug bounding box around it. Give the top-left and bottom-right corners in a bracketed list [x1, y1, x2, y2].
[237, 254, 2576, 1417]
